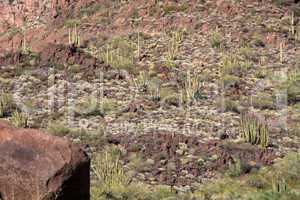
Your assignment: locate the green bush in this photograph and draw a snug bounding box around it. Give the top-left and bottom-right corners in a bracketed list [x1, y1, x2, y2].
[211, 30, 222, 48]
[47, 121, 71, 137]
[220, 74, 240, 89]
[194, 153, 300, 200]
[75, 97, 118, 117]
[226, 158, 250, 177]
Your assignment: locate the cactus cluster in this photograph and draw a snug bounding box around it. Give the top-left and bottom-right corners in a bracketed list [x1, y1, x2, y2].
[0, 93, 13, 117]
[68, 24, 81, 47]
[181, 70, 202, 105]
[272, 178, 287, 194]
[10, 110, 28, 128]
[240, 114, 269, 148]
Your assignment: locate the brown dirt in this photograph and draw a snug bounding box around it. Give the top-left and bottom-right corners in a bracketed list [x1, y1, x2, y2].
[108, 132, 279, 186]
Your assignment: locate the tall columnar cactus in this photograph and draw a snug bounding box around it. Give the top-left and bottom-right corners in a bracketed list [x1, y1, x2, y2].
[240, 114, 269, 148]
[260, 123, 269, 148]
[68, 24, 81, 47]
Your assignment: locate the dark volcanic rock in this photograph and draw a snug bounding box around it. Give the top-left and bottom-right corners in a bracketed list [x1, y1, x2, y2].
[0, 121, 90, 200]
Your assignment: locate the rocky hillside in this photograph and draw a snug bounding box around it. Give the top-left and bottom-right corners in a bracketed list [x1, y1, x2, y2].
[0, 0, 300, 199]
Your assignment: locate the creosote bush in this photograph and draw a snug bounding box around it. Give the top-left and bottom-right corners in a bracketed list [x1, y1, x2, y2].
[226, 158, 250, 177]
[75, 97, 119, 117]
[221, 55, 251, 77]
[240, 114, 269, 148]
[47, 121, 71, 137]
[211, 29, 222, 48]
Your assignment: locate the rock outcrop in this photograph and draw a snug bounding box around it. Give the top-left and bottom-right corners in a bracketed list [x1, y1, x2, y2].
[0, 121, 90, 200]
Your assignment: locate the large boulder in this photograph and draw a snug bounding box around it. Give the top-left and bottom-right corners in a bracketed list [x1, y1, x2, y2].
[0, 121, 90, 200]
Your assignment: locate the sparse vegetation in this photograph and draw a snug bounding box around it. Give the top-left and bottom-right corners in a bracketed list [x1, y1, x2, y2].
[249, 94, 275, 110]
[1, 0, 300, 199]
[276, 70, 300, 104]
[100, 37, 135, 71]
[75, 97, 102, 117]
[47, 121, 71, 137]
[91, 147, 189, 200]
[194, 153, 300, 200]
[217, 98, 240, 113]
[220, 74, 240, 88]
[221, 55, 251, 77]
[211, 28, 222, 48]
[75, 97, 119, 117]
[163, 4, 188, 15]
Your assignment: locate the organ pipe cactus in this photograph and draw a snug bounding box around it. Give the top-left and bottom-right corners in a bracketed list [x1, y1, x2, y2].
[240, 114, 269, 148]
[68, 24, 81, 48]
[272, 178, 287, 194]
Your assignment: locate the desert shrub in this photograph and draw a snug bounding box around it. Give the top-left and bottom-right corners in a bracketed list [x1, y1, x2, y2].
[286, 81, 300, 104]
[47, 121, 71, 137]
[249, 94, 275, 110]
[239, 45, 256, 61]
[217, 98, 240, 113]
[194, 153, 300, 200]
[80, 3, 102, 17]
[75, 97, 102, 117]
[226, 158, 250, 177]
[75, 97, 118, 117]
[272, 0, 289, 7]
[211, 29, 222, 48]
[221, 55, 251, 77]
[163, 4, 188, 15]
[276, 70, 300, 104]
[220, 74, 240, 89]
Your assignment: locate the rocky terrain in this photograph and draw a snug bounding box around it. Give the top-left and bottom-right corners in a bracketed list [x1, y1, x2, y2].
[0, 0, 300, 200]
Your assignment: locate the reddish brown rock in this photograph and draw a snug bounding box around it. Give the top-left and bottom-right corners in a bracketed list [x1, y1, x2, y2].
[0, 121, 90, 200]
